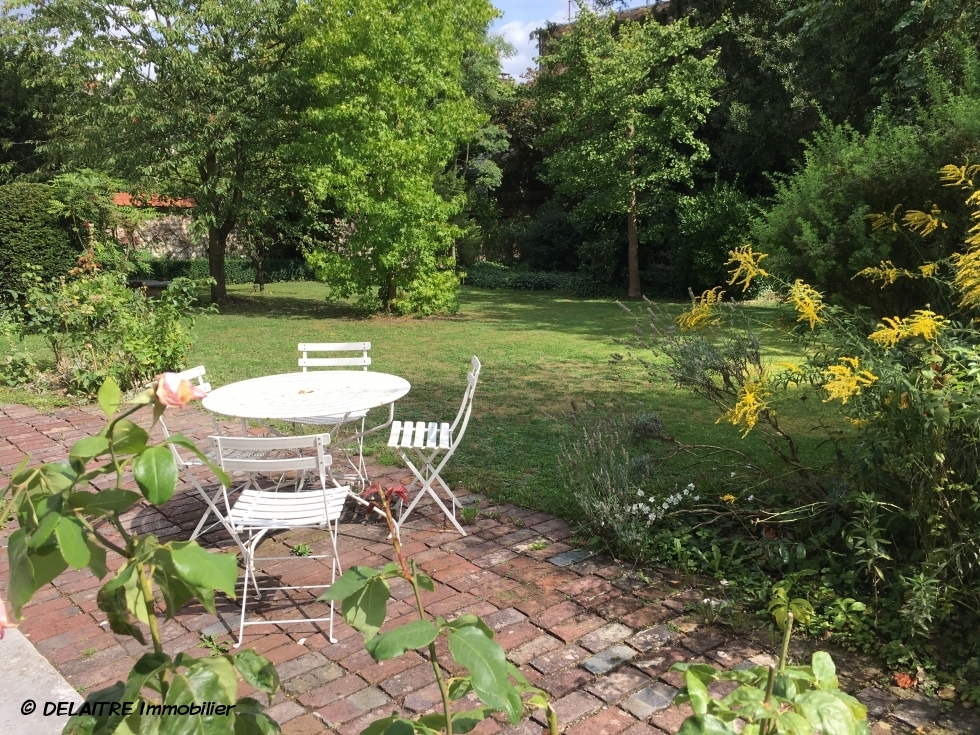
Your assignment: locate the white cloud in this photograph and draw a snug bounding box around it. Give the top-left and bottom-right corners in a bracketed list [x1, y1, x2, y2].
[497, 19, 545, 80]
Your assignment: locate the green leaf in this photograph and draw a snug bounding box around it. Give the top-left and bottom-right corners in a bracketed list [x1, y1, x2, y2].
[794, 690, 860, 735]
[31, 543, 69, 588]
[55, 516, 91, 569]
[685, 669, 712, 716]
[773, 674, 799, 699]
[98, 378, 122, 418]
[70, 436, 110, 462]
[29, 509, 62, 548]
[7, 530, 37, 616]
[87, 539, 108, 579]
[70, 489, 142, 514]
[811, 651, 837, 685]
[416, 573, 435, 592]
[365, 619, 438, 662]
[676, 714, 738, 735]
[358, 716, 408, 735]
[235, 710, 281, 735]
[448, 677, 473, 701]
[165, 434, 232, 487]
[443, 613, 494, 640]
[234, 650, 280, 695]
[342, 576, 390, 640]
[318, 566, 381, 601]
[110, 420, 149, 455]
[448, 625, 519, 722]
[152, 548, 196, 618]
[169, 541, 238, 596]
[159, 658, 237, 735]
[63, 682, 126, 735]
[96, 564, 145, 644]
[133, 446, 179, 504]
[449, 709, 491, 735]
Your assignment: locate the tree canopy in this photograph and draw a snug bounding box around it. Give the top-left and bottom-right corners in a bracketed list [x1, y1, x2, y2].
[533, 7, 720, 297]
[295, 0, 498, 314]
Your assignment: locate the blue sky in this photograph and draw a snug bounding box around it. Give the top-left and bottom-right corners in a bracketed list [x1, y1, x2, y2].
[491, 1, 652, 79]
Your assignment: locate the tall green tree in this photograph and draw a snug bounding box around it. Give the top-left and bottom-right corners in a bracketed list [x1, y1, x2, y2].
[296, 0, 497, 314]
[533, 6, 720, 298]
[14, 0, 302, 302]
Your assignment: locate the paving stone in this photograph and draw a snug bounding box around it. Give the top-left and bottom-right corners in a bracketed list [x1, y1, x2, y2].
[531, 601, 581, 628]
[650, 703, 694, 734]
[620, 683, 678, 719]
[855, 687, 898, 720]
[530, 644, 590, 675]
[403, 682, 443, 712]
[623, 724, 669, 735]
[890, 699, 940, 729]
[705, 638, 759, 667]
[550, 613, 606, 643]
[680, 629, 727, 655]
[632, 647, 689, 678]
[276, 651, 331, 683]
[621, 605, 674, 629]
[265, 700, 307, 725]
[346, 686, 390, 711]
[565, 707, 636, 735]
[297, 675, 368, 708]
[582, 645, 638, 674]
[282, 661, 346, 695]
[508, 635, 563, 666]
[580, 623, 635, 653]
[484, 608, 528, 631]
[627, 626, 680, 653]
[378, 663, 437, 697]
[537, 667, 594, 698]
[587, 667, 653, 703]
[281, 713, 326, 735]
[537, 691, 603, 728]
[547, 549, 594, 567]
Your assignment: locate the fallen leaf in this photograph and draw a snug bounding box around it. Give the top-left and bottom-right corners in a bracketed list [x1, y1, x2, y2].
[893, 672, 916, 689]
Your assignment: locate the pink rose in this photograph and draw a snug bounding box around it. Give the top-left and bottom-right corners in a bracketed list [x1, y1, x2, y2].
[0, 594, 17, 640]
[154, 373, 207, 408]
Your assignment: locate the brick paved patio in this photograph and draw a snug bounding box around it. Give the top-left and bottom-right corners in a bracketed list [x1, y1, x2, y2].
[2, 403, 978, 735]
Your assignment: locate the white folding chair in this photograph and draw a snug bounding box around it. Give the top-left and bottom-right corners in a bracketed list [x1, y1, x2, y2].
[158, 365, 230, 540]
[387, 356, 481, 536]
[293, 342, 372, 487]
[203, 433, 349, 648]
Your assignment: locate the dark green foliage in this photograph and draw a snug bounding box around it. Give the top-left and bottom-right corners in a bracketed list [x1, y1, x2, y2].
[0, 183, 80, 290]
[463, 262, 576, 291]
[510, 202, 583, 272]
[751, 83, 980, 313]
[149, 258, 313, 285]
[670, 181, 754, 294]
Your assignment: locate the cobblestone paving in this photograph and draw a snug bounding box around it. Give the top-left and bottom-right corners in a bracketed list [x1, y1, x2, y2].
[2, 403, 978, 735]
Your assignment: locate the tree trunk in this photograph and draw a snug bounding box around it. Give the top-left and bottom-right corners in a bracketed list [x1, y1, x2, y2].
[208, 227, 228, 303]
[627, 187, 641, 299]
[384, 272, 397, 308]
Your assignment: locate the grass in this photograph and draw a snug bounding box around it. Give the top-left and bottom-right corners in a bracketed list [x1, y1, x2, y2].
[2, 282, 842, 518]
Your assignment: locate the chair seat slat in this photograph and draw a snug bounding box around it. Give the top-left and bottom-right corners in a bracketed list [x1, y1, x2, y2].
[388, 421, 403, 447]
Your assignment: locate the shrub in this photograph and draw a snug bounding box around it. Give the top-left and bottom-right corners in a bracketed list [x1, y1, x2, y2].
[463, 261, 578, 291]
[16, 268, 209, 395]
[513, 202, 582, 272]
[751, 77, 980, 313]
[0, 182, 80, 290]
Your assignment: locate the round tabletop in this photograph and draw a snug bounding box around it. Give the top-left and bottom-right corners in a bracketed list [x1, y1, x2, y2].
[202, 371, 411, 421]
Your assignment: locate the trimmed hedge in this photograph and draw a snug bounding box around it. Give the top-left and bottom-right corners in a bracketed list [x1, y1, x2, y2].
[149, 257, 314, 284]
[463, 261, 576, 291]
[0, 182, 80, 290]
[462, 261, 622, 297]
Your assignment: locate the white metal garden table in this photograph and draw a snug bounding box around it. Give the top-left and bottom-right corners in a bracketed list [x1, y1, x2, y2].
[202, 371, 411, 490]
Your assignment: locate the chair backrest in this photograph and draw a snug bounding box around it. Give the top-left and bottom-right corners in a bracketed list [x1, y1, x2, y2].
[449, 356, 481, 446]
[298, 342, 371, 372]
[159, 365, 213, 467]
[211, 433, 347, 522]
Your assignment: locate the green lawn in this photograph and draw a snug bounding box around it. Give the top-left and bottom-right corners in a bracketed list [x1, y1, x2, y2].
[2, 283, 842, 517]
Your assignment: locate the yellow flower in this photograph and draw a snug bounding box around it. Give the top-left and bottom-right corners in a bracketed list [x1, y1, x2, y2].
[902, 204, 946, 236]
[720, 494, 737, 504]
[868, 309, 947, 349]
[845, 417, 870, 428]
[718, 378, 770, 437]
[854, 260, 912, 287]
[823, 358, 878, 404]
[726, 245, 769, 292]
[787, 280, 825, 329]
[919, 262, 938, 278]
[677, 287, 725, 331]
